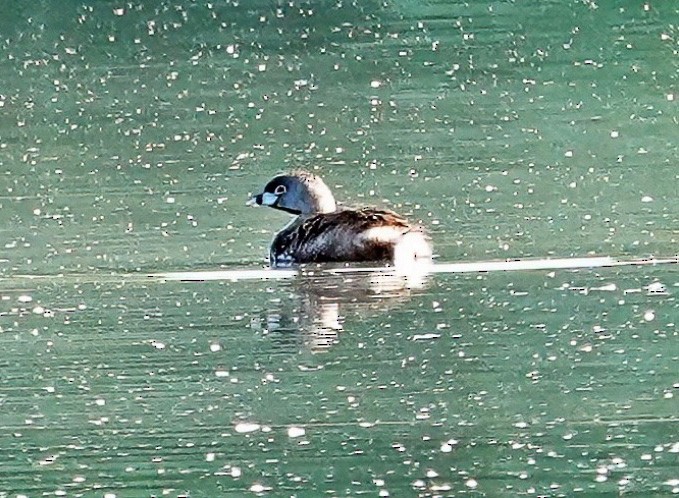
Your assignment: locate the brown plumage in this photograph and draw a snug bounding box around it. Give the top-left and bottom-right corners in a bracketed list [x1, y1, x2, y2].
[250, 172, 432, 268]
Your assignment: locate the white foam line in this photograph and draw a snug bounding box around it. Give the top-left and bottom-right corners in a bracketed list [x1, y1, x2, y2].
[432, 256, 617, 274]
[155, 268, 297, 282]
[154, 256, 677, 282]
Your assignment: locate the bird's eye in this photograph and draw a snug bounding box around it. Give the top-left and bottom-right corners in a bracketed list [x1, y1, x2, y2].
[274, 185, 287, 195]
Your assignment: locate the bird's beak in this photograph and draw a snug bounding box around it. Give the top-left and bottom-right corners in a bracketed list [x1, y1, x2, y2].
[262, 192, 279, 206]
[246, 192, 278, 207]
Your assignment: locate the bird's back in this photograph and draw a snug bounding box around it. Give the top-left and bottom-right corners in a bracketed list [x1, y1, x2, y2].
[270, 208, 430, 267]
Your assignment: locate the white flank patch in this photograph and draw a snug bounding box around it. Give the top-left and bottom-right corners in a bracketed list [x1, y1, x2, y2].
[393, 231, 433, 267]
[362, 226, 402, 243]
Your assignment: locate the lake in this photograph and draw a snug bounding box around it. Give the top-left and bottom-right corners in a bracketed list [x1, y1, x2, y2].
[0, 1, 677, 496]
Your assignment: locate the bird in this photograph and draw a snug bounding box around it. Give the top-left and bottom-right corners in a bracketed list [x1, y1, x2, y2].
[249, 171, 432, 268]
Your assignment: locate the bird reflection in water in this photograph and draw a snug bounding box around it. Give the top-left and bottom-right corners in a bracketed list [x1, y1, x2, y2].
[252, 265, 431, 352]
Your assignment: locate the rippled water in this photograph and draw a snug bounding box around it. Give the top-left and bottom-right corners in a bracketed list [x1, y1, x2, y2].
[1, 1, 677, 496]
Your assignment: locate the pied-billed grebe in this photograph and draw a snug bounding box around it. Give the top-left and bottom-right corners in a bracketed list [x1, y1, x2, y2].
[250, 171, 432, 268]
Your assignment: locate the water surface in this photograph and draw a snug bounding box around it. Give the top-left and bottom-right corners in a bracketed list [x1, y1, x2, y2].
[1, 1, 677, 496]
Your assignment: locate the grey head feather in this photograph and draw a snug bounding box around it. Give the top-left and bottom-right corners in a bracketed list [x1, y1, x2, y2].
[256, 171, 337, 215]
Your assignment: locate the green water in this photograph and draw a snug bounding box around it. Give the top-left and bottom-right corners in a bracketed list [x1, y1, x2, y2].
[1, 1, 677, 496]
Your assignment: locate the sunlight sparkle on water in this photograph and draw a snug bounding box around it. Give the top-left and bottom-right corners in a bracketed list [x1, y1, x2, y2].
[235, 422, 260, 433]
